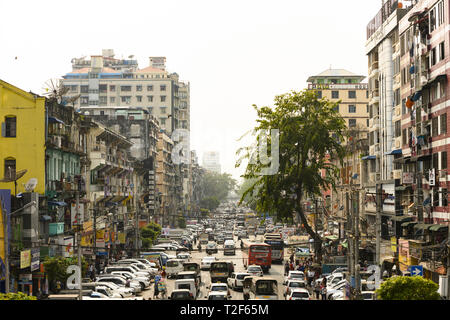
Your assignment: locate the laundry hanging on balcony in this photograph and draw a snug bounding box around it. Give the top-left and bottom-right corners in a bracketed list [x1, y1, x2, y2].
[409, 65, 415, 74]
[406, 96, 414, 108]
[411, 91, 422, 102]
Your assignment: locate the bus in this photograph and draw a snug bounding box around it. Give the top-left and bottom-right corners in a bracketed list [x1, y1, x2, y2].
[242, 241, 271, 272]
[263, 233, 284, 264]
[249, 277, 278, 300]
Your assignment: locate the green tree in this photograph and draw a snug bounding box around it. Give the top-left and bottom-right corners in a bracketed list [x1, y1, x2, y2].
[198, 171, 237, 205]
[177, 216, 187, 229]
[236, 90, 347, 263]
[140, 221, 162, 249]
[199, 196, 220, 211]
[43, 256, 88, 286]
[0, 292, 37, 300]
[376, 276, 440, 300]
[200, 208, 209, 218]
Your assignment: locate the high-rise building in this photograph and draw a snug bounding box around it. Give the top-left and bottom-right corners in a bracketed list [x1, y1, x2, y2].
[61, 49, 190, 135]
[202, 151, 221, 174]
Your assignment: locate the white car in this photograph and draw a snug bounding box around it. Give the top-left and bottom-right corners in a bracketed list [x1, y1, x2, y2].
[201, 256, 216, 270]
[246, 265, 263, 277]
[286, 288, 311, 300]
[88, 281, 134, 298]
[207, 292, 229, 300]
[111, 271, 150, 289]
[326, 279, 347, 299]
[177, 253, 191, 263]
[284, 271, 305, 285]
[94, 286, 123, 298]
[227, 272, 251, 290]
[284, 280, 307, 297]
[207, 283, 231, 298]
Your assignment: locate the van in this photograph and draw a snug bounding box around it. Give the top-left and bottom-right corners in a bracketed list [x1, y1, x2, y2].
[224, 240, 236, 255]
[166, 259, 184, 278]
[140, 252, 165, 267]
[174, 279, 197, 299]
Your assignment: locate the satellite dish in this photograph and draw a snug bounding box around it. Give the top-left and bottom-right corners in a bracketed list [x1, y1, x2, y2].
[24, 178, 38, 192]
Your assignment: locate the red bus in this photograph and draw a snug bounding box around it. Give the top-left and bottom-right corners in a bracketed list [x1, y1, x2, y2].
[242, 241, 271, 272]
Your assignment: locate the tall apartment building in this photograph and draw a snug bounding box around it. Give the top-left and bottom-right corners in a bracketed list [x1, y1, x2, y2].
[202, 151, 221, 174]
[365, 0, 410, 239]
[61, 49, 190, 135]
[307, 69, 369, 235]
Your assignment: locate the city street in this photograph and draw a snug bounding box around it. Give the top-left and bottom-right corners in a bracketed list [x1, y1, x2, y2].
[142, 235, 290, 300]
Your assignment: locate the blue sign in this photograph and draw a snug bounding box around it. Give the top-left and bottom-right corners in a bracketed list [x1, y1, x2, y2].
[409, 265, 423, 276]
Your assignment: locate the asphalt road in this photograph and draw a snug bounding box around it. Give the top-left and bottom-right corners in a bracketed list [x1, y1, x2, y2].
[142, 235, 293, 300]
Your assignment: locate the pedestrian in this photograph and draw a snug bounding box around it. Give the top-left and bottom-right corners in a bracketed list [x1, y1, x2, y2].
[284, 260, 290, 276]
[154, 274, 161, 299]
[161, 267, 167, 279]
[289, 262, 294, 271]
[158, 279, 167, 299]
[320, 278, 327, 300]
[289, 254, 294, 264]
[307, 268, 315, 287]
[314, 280, 321, 300]
[89, 264, 95, 281]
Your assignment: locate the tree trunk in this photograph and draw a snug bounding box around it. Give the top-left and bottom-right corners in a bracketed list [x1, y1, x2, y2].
[296, 197, 323, 264]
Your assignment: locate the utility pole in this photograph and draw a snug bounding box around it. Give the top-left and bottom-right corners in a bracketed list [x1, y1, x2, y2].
[355, 190, 361, 300]
[416, 162, 424, 222]
[376, 183, 382, 274]
[1, 198, 10, 293]
[135, 205, 139, 258]
[346, 192, 352, 285]
[76, 191, 82, 300]
[93, 194, 97, 265]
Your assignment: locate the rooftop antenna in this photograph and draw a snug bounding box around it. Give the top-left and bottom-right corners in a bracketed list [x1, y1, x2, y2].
[0, 168, 28, 196]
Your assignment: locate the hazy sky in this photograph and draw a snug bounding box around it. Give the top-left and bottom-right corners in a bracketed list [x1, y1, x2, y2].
[0, 0, 383, 183]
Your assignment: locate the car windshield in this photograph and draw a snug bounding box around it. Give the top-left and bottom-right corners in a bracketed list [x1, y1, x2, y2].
[211, 263, 228, 271]
[236, 274, 249, 280]
[178, 284, 191, 290]
[184, 265, 197, 271]
[211, 285, 227, 291]
[362, 293, 373, 299]
[255, 281, 277, 295]
[167, 261, 179, 267]
[290, 274, 303, 279]
[172, 292, 189, 299]
[292, 291, 309, 298]
[290, 282, 305, 288]
[248, 267, 261, 272]
[209, 294, 226, 300]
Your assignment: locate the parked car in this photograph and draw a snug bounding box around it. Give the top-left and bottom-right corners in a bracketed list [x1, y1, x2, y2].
[206, 283, 231, 299]
[96, 275, 142, 293]
[110, 271, 150, 290]
[177, 253, 191, 263]
[82, 281, 134, 298]
[165, 259, 184, 278]
[361, 291, 375, 300]
[169, 289, 195, 300]
[174, 279, 197, 299]
[326, 279, 347, 300]
[227, 272, 251, 291]
[207, 292, 229, 300]
[246, 265, 263, 277]
[176, 271, 200, 294]
[286, 288, 311, 300]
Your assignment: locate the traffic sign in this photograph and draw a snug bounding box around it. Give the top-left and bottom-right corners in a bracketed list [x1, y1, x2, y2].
[409, 265, 423, 276]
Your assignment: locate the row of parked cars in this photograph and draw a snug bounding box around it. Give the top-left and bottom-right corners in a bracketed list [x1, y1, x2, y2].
[81, 258, 158, 300]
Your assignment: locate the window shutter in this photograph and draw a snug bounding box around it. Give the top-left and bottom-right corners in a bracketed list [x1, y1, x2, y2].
[1, 122, 5, 137]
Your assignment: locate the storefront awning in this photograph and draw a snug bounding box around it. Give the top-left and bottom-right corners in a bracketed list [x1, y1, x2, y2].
[385, 149, 402, 155]
[390, 215, 414, 222]
[362, 155, 376, 160]
[48, 201, 67, 206]
[413, 223, 434, 230]
[48, 116, 65, 125]
[401, 221, 417, 228]
[429, 224, 449, 232]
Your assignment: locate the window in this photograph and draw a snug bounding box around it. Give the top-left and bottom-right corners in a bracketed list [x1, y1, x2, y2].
[439, 42, 445, 61]
[120, 86, 132, 92]
[433, 153, 439, 169]
[333, 105, 339, 112]
[331, 91, 339, 99]
[438, 1, 444, 26]
[402, 99, 407, 115]
[3, 116, 16, 137]
[160, 85, 166, 91]
[430, 6, 436, 32]
[160, 118, 166, 125]
[431, 47, 437, 66]
[70, 85, 78, 92]
[121, 96, 131, 104]
[366, 105, 369, 113]
[348, 91, 356, 99]
[316, 91, 322, 99]
[80, 96, 89, 105]
[100, 111, 105, 116]
[148, 107, 153, 114]
[147, 85, 153, 91]
[330, 79, 338, 84]
[147, 96, 153, 102]
[136, 85, 142, 91]
[369, 105, 373, 118]
[110, 97, 115, 103]
[393, 56, 400, 75]
[80, 85, 88, 93]
[366, 90, 369, 98]
[394, 89, 400, 106]
[4, 158, 16, 180]
[432, 117, 439, 136]
[442, 151, 447, 169]
[137, 96, 142, 102]
[400, 34, 406, 56]
[348, 105, 356, 113]
[99, 84, 107, 93]
[349, 119, 356, 127]
[99, 96, 107, 105]
[160, 107, 167, 114]
[433, 189, 440, 207]
[402, 128, 407, 145]
[440, 113, 447, 135]
[160, 95, 166, 102]
[110, 85, 116, 92]
[442, 188, 448, 207]
[395, 121, 401, 137]
[367, 119, 369, 127]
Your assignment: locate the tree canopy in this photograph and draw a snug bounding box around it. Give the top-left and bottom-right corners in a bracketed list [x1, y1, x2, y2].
[140, 221, 162, 249]
[197, 171, 237, 211]
[375, 276, 441, 300]
[236, 89, 347, 262]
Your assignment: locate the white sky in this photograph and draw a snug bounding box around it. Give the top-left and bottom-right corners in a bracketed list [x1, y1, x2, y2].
[0, 0, 384, 183]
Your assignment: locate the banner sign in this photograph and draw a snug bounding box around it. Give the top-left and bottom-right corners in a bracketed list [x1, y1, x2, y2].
[30, 248, 40, 272]
[20, 250, 31, 269]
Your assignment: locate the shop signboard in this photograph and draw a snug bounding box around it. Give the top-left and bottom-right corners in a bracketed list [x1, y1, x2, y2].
[402, 172, 414, 184]
[30, 248, 40, 272]
[118, 232, 126, 244]
[390, 236, 397, 254]
[20, 250, 31, 269]
[62, 237, 74, 257]
[71, 203, 84, 226]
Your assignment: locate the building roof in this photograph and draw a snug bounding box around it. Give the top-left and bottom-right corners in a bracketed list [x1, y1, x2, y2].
[307, 68, 365, 82]
[135, 66, 166, 74]
[67, 67, 119, 74]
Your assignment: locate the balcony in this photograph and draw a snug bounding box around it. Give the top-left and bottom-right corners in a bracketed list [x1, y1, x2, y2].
[370, 89, 380, 104]
[369, 61, 379, 77]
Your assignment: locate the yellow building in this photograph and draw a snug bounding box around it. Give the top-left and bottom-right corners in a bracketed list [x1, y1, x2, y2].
[0, 80, 46, 195]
